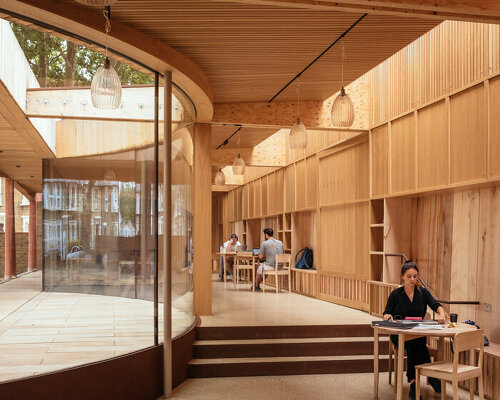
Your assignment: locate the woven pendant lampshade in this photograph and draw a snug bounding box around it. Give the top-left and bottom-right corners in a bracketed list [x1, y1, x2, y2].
[75, 0, 117, 5]
[232, 154, 245, 175]
[331, 87, 355, 127]
[289, 117, 308, 149]
[91, 57, 122, 109]
[214, 169, 226, 186]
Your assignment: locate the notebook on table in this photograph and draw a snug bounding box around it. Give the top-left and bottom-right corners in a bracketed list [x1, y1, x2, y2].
[252, 248, 260, 256]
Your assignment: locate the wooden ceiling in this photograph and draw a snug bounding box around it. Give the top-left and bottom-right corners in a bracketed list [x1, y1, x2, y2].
[59, 0, 441, 104]
[0, 80, 54, 195]
[211, 125, 279, 149]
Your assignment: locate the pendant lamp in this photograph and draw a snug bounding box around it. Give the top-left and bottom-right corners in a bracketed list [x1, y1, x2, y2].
[289, 79, 307, 149]
[214, 168, 226, 186]
[91, 7, 122, 109]
[232, 154, 245, 175]
[331, 41, 355, 127]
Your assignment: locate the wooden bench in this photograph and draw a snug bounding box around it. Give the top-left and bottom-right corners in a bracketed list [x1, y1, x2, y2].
[291, 267, 317, 298]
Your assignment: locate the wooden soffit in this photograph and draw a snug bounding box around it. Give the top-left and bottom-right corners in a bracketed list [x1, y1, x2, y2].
[0, 0, 214, 121]
[0, 80, 55, 195]
[66, 1, 441, 105]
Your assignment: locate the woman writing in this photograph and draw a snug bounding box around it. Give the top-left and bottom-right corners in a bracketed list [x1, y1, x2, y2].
[383, 261, 446, 400]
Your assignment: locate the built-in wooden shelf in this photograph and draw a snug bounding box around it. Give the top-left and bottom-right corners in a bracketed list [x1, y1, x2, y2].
[370, 223, 384, 228]
[370, 251, 384, 255]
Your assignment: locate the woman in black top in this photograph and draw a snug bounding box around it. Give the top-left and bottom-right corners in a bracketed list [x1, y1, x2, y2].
[383, 261, 446, 400]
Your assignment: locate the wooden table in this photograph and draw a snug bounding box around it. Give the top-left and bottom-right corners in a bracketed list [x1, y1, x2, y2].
[217, 252, 236, 283]
[373, 322, 477, 400]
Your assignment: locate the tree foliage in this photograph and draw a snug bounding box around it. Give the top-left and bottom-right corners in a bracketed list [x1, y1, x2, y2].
[119, 184, 136, 225]
[10, 23, 154, 87]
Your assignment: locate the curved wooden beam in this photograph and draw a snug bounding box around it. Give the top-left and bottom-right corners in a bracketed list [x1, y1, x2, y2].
[0, 0, 214, 121]
[208, 0, 500, 24]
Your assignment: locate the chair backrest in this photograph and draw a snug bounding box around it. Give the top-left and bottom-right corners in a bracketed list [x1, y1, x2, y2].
[237, 251, 253, 257]
[453, 329, 484, 353]
[275, 253, 291, 268]
[452, 329, 484, 370]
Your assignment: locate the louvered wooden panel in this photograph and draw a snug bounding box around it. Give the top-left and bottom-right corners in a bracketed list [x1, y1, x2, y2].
[370, 21, 500, 126]
[63, 0, 439, 104]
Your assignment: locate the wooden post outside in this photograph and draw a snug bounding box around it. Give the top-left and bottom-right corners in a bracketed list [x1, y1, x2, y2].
[193, 122, 212, 316]
[4, 178, 16, 279]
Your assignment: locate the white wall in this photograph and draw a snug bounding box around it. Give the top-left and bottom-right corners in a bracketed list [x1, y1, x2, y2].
[0, 19, 56, 152]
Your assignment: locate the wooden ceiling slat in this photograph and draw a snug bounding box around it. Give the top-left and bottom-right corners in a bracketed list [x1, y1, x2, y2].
[58, 0, 439, 103]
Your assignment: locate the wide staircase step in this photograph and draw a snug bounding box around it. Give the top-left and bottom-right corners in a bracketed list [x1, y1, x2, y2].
[189, 324, 390, 378]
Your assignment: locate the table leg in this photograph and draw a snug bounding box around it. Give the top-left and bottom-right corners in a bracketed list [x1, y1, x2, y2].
[374, 328, 379, 398]
[223, 255, 226, 283]
[396, 333, 404, 400]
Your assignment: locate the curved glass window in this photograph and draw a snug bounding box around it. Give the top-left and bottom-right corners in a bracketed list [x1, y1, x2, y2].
[0, 16, 194, 382]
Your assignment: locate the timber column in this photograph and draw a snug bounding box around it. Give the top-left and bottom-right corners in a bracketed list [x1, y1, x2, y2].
[28, 197, 37, 271]
[4, 178, 16, 279]
[193, 123, 212, 315]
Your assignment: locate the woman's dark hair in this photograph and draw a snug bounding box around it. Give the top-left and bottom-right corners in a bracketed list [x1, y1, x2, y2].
[230, 233, 238, 240]
[263, 228, 274, 237]
[401, 260, 419, 275]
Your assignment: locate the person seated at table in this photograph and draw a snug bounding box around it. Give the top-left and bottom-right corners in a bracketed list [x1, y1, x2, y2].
[383, 260, 446, 400]
[220, 234, 241, 278]
[254, 228, 284, 291]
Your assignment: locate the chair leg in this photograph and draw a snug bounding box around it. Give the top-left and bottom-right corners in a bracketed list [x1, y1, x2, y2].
[263, 273, 266, 292]
[415, 370, 421, 400]
[478, 372, 484, 400]
[452, 379, 459, 400]
[441, 380, 446, 400]
[276, 274, 279, 294]
[469, 378, 475, 400]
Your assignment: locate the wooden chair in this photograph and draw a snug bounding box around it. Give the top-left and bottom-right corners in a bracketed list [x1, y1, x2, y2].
[415, 329, 484, 400]
[262, 253, 291, 293]
[233, 252, 256, 291]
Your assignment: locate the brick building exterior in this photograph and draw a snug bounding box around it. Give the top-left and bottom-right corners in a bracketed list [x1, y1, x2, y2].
[0, 178, 43, 278]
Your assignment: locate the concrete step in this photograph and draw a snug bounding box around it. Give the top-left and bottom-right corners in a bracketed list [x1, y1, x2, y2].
[188, 354, 390, 378]
[193, 337, 390, 359]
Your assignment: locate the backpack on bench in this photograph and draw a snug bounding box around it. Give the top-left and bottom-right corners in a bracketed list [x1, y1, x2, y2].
[295, 247, 314, 270]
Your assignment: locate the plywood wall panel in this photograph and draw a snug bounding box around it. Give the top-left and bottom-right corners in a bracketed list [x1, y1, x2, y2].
[450, 85, 486, 184]
[295, 159, 306, 210]
[275, 169, 285, 214]
[477, 186, 500, 343]
[261, 176, 268, 216]
[369, 21, 496, 126]
[305, 155, 319, 209]
[391, 114, 416, 193]
[319, 141, 369, 206]
[418, 101, 449, 189]
[254, 179, 261, 218]
[285, 164, 295, 212]
[449, 190, 480, 321]
[319, 203, 369, 279]
[410, 194, 454, 304]
[371, 124, 389, 197]
[248, 181, 255, 219]
[490, 76, 500, 178]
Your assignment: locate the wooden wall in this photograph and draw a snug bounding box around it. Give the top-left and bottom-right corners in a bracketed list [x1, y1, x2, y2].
[369, 21, 500, 127]
[380, 186, 500, 343]
[370, 75, 500, 197]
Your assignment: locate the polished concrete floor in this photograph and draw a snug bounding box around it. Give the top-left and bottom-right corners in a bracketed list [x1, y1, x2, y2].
[201, 274, 375, 326]
[0, 271, 191, 382]
[171, 373, 482, 400]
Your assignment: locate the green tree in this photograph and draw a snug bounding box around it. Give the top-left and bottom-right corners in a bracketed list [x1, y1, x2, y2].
[119, 185, 136, 225]
[11, 22, 153, 87]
